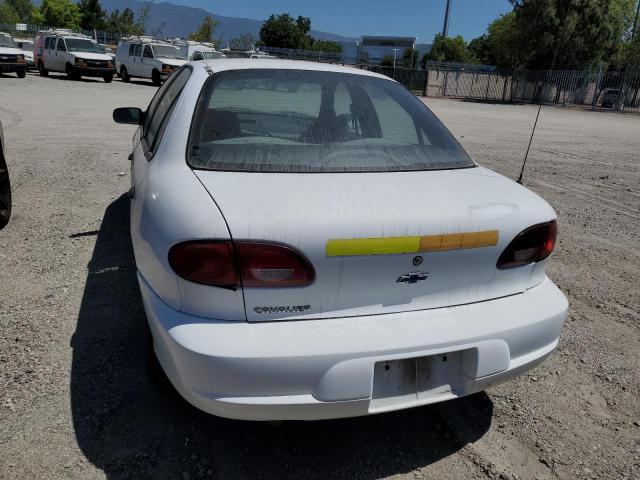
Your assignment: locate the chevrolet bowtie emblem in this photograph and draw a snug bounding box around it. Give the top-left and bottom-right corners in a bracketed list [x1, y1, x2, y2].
[396, 272, 429, 284]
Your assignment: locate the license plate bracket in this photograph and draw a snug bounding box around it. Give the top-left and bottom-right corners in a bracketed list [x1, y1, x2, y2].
[370, 351, 463, 411]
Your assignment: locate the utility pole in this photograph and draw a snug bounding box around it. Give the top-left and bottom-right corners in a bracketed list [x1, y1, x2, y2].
[442, 0, 452, 38]
[392, 47, 400, 78]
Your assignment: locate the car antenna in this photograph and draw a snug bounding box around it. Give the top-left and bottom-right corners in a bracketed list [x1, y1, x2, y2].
[516, 102, 542, 184]
[517, 0, 572, 185]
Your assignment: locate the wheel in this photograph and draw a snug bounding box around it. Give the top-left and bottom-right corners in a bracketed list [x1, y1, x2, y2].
[103, 74, 113, 83]
[151, 69, 161, 86]
[38, 61, 48, 77]
[121, 66, 130, 83]
[17, 70, 26, 78]
[66, 64, 80, 80]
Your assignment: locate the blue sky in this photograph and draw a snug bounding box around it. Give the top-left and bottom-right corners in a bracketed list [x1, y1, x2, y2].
[171, 0, 514, 42]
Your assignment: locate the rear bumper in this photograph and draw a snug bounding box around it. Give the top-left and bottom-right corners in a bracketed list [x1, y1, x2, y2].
[139, 273, 568, 421]
[0, 62, 27, 73]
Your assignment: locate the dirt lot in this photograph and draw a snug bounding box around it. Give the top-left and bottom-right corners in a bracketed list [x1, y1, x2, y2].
[0, 71, 638, 480]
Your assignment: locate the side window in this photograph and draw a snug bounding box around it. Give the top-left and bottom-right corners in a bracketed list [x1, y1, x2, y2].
[134, 44, 141, 57]
[128, 44, 135, 56]
[143, 45, 153, 58]
[56, 39, 66, 52]
[44, 37, 50, 50]
[144, 68, 192, 154]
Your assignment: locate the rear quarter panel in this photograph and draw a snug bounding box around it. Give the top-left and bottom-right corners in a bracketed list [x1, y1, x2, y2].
[131, 66, 247, 320]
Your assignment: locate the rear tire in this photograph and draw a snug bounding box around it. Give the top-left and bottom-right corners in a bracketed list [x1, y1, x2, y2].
[103, 74, 113, 83]
[121, 66, 130, 83]
[38, 61, 48, 77]
[152, 69, 161, 86]
[17, 70, 26, 78]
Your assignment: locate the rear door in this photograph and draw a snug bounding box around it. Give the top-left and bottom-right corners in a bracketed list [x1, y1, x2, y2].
[53, 38, 66, 71]
[131, 67, 192, 207]
[130, 43, 142, 76]
[141, 45, 154, 78]
[44, 37, 55, 69]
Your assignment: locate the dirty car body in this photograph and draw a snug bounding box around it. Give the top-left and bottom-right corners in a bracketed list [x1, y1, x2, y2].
[115, 59, 568, 421]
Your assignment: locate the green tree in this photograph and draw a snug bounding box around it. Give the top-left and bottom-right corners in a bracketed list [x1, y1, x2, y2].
[357, 49, 370, 65]
[294, 15, 313, 49]
[423, 33, 472, 64]
[78, 0, 105, 30]
[259, 13, 313, 49]
[6, 0, 34, 22]
[380, 54, 394, 67]
[509, 0, 636, 69]
[618, 34, 640, 67]
[39, 0, 81, 28]
[486, 12, 521, 69]
[0, 1, 19, 23]
[401, 47, 419, 68]
[311, 39, 342, 54]
[106, 8, 140, 35]
[189, 14, 218, 43]
[467, 34, 493, 65]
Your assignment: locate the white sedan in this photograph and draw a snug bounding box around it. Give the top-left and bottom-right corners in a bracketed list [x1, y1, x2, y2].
[113, 59, 568, 421]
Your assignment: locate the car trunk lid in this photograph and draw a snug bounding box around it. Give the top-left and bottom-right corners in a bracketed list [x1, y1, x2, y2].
[194, 167, 556, 322]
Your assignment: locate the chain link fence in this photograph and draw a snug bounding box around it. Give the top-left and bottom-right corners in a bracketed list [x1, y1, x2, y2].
[360, 64, 640, 113]
[0, 22, 122, 45]
[240, 47, 640, 114]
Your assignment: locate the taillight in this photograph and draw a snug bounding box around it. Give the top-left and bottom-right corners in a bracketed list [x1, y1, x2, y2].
[497, 221, 557, 269]
[235, 241, 315, 287]
[168, 241, 238, 288]
[168, 240, 315, 288]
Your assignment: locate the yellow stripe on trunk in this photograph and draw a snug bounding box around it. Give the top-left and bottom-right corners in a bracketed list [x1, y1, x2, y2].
[326, 230, 498, 256]
[326, 236, 421, 256]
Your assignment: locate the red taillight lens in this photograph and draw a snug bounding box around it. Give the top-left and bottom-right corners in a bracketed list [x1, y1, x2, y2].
[235, 241, 315, 287]
[168, 241, 238, 288]
[168, 240, 315, 288]
[497, 221, 557, 269]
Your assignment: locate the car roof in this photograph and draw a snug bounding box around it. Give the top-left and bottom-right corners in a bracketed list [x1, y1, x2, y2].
[197, 58, 395, 82]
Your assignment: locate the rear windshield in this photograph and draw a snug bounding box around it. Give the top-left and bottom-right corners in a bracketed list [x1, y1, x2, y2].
[187, 69, 475, 173]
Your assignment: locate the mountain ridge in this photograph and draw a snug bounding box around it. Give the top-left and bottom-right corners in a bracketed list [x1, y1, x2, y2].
[100, 0, 358, 43]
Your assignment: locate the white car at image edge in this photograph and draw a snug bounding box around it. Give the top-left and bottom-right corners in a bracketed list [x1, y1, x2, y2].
[113, 59, 568, 421]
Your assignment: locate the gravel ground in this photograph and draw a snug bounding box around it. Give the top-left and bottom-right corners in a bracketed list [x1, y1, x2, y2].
[0, 72, 638, 480]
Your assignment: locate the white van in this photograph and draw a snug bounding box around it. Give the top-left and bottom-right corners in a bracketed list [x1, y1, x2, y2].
[33, 30, 115, 82]
[116, 37, 187, 85]
[172, 40, 225, 61]
[15, 39, 35, 69]
[0, 32, 27, 78]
